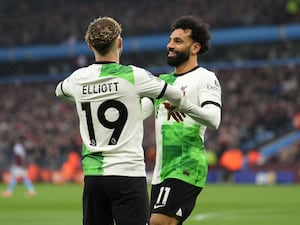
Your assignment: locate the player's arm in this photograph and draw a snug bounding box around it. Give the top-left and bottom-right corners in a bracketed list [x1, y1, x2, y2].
[179, 101, 221, 129]
[164, 95, 221, 128]
[141, 97, 154, 120]
[167, 76, 222, 128]
[55, 79, 75, 103]
[162, 84, 216, 124]
[140, 83, 185, 121]
[178, 77, 221, 128]
[135, 66, 197, 122]
[158, 82, 184, 107]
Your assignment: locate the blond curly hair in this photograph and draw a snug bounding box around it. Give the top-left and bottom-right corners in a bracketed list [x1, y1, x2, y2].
[85, 17, 122, 55]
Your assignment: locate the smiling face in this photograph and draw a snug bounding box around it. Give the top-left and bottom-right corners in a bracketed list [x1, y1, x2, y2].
[167, 28, 200, 68]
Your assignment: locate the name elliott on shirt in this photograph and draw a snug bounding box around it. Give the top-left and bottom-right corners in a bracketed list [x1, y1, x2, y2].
[82, 82, 119, 94]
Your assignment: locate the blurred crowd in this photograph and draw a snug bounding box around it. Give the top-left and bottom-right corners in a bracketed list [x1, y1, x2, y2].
[0, 82, 80, 172]
[0, 0, 299, 47]
[209, 65, 300, 161]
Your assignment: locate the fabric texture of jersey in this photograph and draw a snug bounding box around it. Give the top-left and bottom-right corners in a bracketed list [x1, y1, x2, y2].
[152, 67, 222, 187]
[60, 63, 167, 177]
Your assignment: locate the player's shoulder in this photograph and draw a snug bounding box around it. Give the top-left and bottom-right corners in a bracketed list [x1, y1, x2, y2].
[196, 67, 220, 82]
[66, 64, 103, 84]
[197, 67, 221, 91]
[127, 64, 156, 79]
[128, 64, 150, 74]
[197, 67, 216, 76]
[68, 65, 93, 79]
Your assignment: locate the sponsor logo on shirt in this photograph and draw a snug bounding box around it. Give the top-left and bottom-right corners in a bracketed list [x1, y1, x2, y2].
[207, 80, 220, 91]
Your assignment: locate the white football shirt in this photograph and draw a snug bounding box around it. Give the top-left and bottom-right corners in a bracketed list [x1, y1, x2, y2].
[152, 66, 222, 187]
[55, 62, 182, 177]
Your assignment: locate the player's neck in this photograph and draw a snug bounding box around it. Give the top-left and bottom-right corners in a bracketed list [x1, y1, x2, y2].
[94, 52, 119, 64]
[174, 60, 198, 74]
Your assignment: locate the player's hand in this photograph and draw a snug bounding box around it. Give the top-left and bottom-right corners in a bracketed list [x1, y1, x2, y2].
[163, 102, 186, 122]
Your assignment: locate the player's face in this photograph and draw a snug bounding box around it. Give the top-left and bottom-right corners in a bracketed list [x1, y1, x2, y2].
[167, 29, 194, 67]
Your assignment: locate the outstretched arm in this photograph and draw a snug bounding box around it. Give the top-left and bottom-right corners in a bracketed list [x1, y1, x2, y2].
[141, 97, 154, 120]
[166, 98, 221, 129]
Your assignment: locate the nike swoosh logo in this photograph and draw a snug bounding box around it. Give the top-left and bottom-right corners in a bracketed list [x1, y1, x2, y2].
[153, 204, 165, 209]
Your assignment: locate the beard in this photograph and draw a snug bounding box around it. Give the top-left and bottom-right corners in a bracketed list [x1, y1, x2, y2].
[167, 49, 190, 67]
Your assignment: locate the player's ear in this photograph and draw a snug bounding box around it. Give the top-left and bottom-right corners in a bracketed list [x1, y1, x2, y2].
[87, 43, 94, 51]
[117, 36, 122, 49]
[191, 42, 201, 55]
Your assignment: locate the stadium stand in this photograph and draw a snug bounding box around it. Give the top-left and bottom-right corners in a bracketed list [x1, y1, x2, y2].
[0, 0, 299, 47]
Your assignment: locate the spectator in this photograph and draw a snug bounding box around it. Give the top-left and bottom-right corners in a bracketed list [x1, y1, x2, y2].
[2, 136, 36, 197]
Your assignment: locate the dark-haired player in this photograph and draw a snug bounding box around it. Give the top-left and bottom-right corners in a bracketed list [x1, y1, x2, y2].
[143, 15, 222, 225]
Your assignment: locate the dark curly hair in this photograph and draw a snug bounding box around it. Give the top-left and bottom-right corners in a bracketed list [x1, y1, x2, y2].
[171, 15, 211, 55]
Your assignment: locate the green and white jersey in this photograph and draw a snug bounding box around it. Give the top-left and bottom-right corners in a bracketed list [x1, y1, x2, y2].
[152, 66, 222, 187]
[56, 62, 171, 177]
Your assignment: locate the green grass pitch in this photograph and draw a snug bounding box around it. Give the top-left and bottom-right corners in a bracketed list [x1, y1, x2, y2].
[0, 183, 299, 225]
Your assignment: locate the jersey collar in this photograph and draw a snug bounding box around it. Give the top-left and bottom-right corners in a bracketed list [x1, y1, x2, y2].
[174, 66, 199, 77]
[94, 61, 117, 64]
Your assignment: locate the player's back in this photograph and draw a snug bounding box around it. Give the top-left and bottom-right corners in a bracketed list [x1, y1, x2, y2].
[57, 62, 172, 176]
[67, 62, 165, 154]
